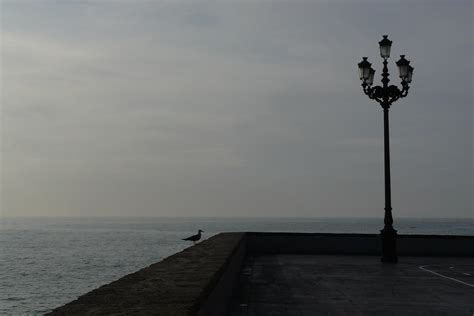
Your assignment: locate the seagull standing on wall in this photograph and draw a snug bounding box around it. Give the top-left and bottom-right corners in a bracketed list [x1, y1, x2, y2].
[182, 230, 204, 245]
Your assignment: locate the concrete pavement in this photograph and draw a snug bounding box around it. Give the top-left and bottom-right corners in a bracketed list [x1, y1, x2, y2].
[230, 255, 474, 315]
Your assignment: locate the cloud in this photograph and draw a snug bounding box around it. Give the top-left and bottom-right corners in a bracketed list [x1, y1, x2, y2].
[340, 137, 383, 148]
[1, 1, 472, 218]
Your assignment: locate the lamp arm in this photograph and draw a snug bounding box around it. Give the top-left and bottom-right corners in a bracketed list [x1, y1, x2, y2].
[374, 96, 383, 105]
[386, 85, 399, 105]
[389, 95, 400, 105]
[387, 82, 410, 106]
[362, 84, 373, 97]
[362, 84, 384, 105]
[400, 81, 410, 98]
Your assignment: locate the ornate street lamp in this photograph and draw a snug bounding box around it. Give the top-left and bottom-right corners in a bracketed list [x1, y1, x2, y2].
[357, 35, 414, 263]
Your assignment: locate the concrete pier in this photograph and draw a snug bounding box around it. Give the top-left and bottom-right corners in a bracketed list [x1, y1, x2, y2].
[230, 255, 473, 315]
[48, 233, 474, 315]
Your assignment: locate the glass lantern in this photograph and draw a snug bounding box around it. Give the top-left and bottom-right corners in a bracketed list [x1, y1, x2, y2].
[358, 57, 372, 81]
[379, 35, 392, 59]
[396, 55, 410, 80]
[406, 66, 414, 83]
[367, 68, 375, 85]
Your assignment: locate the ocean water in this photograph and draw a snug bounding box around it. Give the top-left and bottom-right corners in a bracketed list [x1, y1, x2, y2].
[1, 217, 473, 315]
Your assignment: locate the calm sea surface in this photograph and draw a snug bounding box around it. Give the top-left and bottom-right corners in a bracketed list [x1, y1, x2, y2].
[1, 217, 473, 315]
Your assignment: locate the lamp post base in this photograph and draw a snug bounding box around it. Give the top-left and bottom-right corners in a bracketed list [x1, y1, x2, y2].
[380, 227, 398, 263]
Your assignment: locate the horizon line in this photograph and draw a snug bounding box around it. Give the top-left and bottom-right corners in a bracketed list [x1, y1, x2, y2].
[1, 215, 473, 220]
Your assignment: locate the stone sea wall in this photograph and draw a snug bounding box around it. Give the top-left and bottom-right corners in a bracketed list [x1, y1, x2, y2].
[48, 232, 473, 315]
[246, 232, 474, 256]
[47, 233, 245, 316]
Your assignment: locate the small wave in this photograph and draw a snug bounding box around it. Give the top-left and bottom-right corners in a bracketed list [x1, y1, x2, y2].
[6, 297, 25, 301]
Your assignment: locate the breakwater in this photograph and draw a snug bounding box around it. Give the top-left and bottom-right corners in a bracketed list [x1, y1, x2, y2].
[48, 233, 474, 315]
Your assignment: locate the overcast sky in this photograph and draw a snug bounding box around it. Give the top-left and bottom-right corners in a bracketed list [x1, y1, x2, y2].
[1, 0, 472, 218]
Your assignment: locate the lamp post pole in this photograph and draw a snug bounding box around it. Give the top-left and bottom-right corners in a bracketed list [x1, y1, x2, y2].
[358, 36, 414, 263]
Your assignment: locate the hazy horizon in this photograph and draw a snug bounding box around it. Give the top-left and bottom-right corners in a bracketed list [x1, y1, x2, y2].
[2, 214, 473, 219]
[1, 1, 472, 218]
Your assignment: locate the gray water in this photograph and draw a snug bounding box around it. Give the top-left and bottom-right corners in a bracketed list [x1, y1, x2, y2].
[1, 217, 473, 315]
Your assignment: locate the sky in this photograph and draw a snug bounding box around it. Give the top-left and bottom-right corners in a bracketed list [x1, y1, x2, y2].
[1, 0, 472, 218]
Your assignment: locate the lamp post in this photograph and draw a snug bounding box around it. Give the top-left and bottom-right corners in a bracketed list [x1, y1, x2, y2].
[358, 35, 414, 263]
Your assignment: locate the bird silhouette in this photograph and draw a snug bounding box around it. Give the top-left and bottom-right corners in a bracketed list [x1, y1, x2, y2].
[182, 229, 204, 245]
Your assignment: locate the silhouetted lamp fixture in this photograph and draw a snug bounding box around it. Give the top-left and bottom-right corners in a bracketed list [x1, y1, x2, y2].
[396, 55, 412, 81]
[357, 35, 414, 263]
[358, 57, 372, 81]
[367, 68, 375, 86]
[406, 66, 414, 83]
[378, 35, 392, 59]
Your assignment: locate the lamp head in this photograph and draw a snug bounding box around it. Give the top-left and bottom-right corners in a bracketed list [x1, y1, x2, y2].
[406, 65, 414, 83]
[379, 35, 392, 59]
[367, 68, 375, 86]
[396, 55, 410, 80]
[358, 57, 372, 81]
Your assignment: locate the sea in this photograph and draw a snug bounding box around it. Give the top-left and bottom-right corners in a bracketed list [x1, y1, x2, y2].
[1, 216, 473, 315]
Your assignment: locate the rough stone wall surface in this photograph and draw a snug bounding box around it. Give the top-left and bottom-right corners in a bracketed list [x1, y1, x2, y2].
[47, 232, 473, 315]
[247, 232, 474, 256]
[47, 232, 245, 316]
